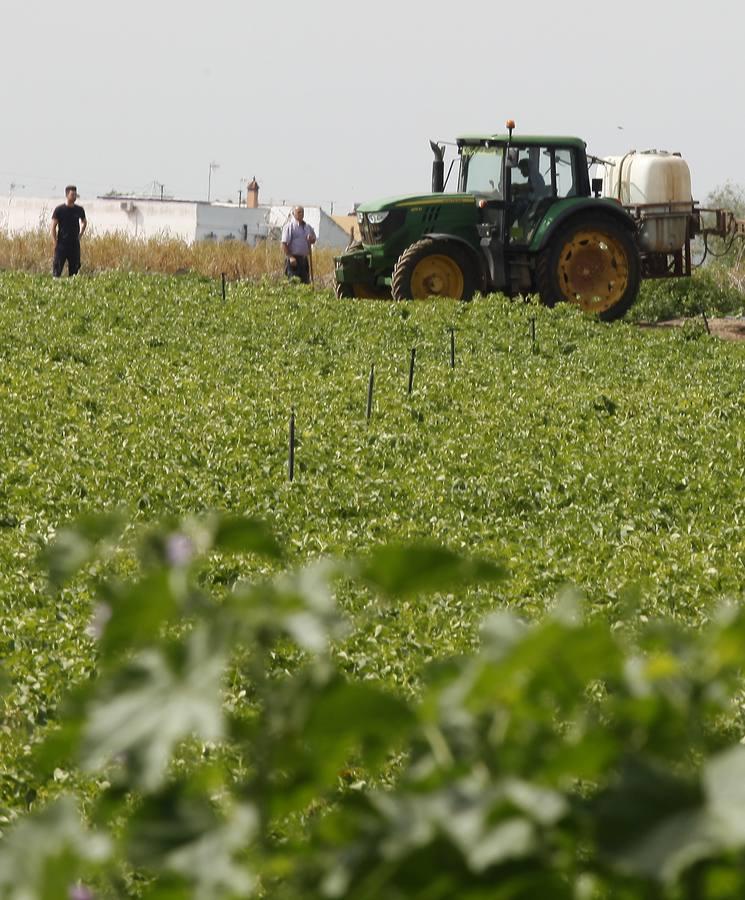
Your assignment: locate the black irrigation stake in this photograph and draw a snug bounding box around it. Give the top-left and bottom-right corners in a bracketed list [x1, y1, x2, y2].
[366, 363, 375, 421]
[288, 408, 295, 482]
[701, 307, 711, 335]
[408, 347, 416, 395]
[530, 317, 536, 351]
[449, 328, 456, 368]
[221, 272, 227, 301]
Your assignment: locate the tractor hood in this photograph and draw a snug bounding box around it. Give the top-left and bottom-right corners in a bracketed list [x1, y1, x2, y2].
[353, 193, 481, 257]
[357, 193, 476, 213]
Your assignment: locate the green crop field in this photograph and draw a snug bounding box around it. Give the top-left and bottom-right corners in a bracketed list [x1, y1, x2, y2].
[2, 270, 745, 897]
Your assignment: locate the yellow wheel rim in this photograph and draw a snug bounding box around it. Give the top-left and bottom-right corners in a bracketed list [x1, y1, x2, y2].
[410, 254, 464, 299]
[557, 229, 630, 313]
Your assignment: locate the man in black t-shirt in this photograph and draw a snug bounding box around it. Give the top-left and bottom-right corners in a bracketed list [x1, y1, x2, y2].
[51, 185, 87, 276]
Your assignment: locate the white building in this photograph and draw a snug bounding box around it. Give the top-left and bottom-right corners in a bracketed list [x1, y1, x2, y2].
[0, 193, 352, 249]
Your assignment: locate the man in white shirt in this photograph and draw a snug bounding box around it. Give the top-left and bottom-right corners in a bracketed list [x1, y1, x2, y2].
[281, 206, 317, 284]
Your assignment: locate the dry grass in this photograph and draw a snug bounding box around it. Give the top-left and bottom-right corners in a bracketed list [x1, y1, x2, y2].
[724, 241, 745, 294]
[0, 230, 338, 284]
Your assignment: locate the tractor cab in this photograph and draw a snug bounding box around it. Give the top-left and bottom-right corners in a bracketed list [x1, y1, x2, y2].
[456, 133, 589, 246]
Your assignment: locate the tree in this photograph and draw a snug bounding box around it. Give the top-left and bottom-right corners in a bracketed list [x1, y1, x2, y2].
[707, 180, 745, 218]
[704, 181, 745, 271]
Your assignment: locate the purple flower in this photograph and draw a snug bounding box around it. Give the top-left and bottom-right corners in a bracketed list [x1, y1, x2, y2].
[166, 533, 194, 567]
[85, 603, 112, 641]
[68, 885, 94, 900]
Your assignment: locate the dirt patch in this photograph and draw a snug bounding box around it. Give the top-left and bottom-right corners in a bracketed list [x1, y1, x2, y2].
[637, 317, 745, 342]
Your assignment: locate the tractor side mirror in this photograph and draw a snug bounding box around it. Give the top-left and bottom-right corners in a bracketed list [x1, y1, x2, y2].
[591, 177, 603, 198]
[506, 148, 519, 168]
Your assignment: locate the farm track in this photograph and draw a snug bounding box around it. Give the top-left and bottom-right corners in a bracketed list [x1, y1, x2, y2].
[638, 316, 745, 341]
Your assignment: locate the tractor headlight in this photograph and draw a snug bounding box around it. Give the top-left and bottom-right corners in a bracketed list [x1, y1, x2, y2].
[366, 211, 390, 225]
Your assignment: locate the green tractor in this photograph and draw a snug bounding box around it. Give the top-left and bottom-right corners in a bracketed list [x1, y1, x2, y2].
[334, 121, 641, 321]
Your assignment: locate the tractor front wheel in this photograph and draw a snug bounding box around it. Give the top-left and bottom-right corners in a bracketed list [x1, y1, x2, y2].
[536, 216, 640, 321]
[391, 239, 477, 301]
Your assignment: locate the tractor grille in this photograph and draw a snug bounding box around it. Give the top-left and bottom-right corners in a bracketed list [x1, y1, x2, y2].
[420, 205, 442, 235]
[358, 209, 406, 245]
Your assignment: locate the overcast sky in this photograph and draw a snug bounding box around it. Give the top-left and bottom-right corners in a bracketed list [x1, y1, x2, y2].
[3, 0, 742, 213]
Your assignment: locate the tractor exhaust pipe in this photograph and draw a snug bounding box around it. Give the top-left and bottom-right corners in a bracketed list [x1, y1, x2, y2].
[430, 140, 444, 193]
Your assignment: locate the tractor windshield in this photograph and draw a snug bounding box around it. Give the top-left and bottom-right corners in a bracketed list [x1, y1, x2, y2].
[460, 147, 505, 198]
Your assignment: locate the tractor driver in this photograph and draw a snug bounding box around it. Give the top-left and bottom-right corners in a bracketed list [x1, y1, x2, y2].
[512, 150, 548, 239]
[519, 150, 548, 198]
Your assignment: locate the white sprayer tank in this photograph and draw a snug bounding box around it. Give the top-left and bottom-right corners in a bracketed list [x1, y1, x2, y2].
[601, 150, 693, 253]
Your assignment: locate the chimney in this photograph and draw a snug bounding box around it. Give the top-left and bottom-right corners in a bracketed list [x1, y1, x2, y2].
[246, 176, 259, 209]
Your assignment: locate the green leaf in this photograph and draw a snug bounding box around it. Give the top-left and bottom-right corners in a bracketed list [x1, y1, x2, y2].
[31, 682, 91, 779]
[704, 745, 745, 839]
[501, 778, 568, 827]
[595, 758, 709, 880]
[611, 808, 716, 882]
[82, 625, 226, 790]
[125, 781, 257, 899]
[42, 511, 125, 588]
[305, 679, 414, 755]
[266, 676, 414, 817]
[0, 797, 109, 900]
[97, 571, 178, 661]
[361, 543, 506, 598]
[479, 611, 526, 658]
[362, 774, 545, 871]
[231, 557, 348, 654]
[213, 515, 283, 559]
[467, 818, 536, 872]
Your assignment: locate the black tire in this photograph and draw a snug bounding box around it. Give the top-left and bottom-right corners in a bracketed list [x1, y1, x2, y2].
[391, 238, 478, 301]
[335, 280, 354, 299]
[535, 215, 640, 321]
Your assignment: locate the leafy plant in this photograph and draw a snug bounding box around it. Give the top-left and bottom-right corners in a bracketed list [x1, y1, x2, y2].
[2, 517, 745, 897]
[2, 272, 745, 895]
[631, 266, 745, 322]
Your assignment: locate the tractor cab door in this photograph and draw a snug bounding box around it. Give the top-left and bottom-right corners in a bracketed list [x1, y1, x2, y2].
[506, 145, 580, 244]
[506, 146, 554, 244]
[477, 199, 507, 292]
[459, 146, 508, 290]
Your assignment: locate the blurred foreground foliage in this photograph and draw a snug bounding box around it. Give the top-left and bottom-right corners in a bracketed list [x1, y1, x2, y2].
[3, 515, 745, 898]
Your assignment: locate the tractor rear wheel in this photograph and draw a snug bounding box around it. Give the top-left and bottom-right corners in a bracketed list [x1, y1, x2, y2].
[536, 216, 640, 321]
[391, 239, 477, 301]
